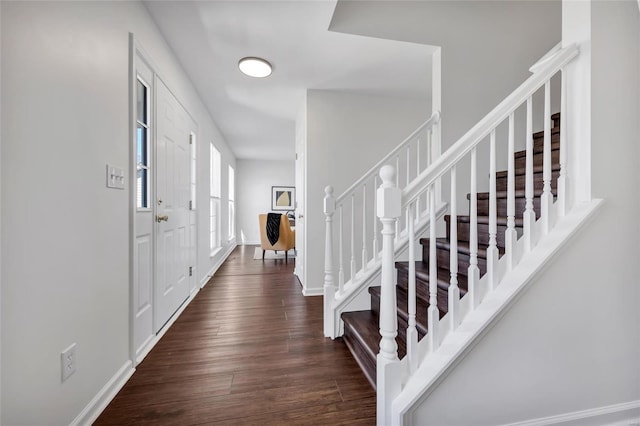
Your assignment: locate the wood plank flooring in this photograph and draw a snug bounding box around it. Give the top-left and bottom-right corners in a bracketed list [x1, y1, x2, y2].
[95, 246, 375, 425]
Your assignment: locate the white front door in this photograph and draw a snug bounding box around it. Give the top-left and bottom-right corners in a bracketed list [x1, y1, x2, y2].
[154, 78, 190, 333]
[132, 51, 155, 360]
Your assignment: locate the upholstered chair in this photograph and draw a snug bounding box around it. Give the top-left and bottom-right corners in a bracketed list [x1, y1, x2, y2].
[258, 214, 296, 261]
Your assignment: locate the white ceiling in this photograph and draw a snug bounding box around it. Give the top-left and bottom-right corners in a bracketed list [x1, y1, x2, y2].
[144, 1, 435, 160]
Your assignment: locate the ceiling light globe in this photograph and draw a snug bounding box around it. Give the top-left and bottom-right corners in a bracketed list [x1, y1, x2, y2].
[238, 57, 272, 78]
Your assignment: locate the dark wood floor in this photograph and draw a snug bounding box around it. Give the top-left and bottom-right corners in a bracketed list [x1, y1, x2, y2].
[95, 246, 376, 425]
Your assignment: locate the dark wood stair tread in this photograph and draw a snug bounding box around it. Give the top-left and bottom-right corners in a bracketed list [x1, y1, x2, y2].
[495, 163, 560, 179]
[531, 126, 560, 142]
[469, 188, 555, 200]
[369, 286, 429, 336]
[395, 261, 469, 294]
[514, 137, 560, 159]
[419, 237, 505, 257]
[445, 214, 523, 227]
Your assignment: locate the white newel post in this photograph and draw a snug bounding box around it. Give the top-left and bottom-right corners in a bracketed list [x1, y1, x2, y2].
[376, 165, 402, 426]
[323, 186, 336, 338]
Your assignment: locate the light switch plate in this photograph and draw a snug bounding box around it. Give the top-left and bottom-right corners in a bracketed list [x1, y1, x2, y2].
[106, 164, 125, 189]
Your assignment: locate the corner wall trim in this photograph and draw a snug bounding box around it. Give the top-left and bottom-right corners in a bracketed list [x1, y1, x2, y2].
[70, 360, 134, 426]
[502, 400, 640, 426]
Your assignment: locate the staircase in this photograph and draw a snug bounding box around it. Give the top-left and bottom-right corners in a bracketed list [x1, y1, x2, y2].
[341, 113, 561, 388]
[322, 43, 603, 425]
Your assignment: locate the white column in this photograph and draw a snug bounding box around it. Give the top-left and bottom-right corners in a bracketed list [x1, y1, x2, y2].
[323, 186, 336, 338]
[376, 165, 401, 362]
[563, 1, 591, 208]
[376, 165, 402, 426]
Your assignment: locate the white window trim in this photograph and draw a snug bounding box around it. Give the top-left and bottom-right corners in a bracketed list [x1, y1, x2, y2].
[210, 142, 221, 255]
[136, 74, 152, 212]
[228, 165, 235, 241]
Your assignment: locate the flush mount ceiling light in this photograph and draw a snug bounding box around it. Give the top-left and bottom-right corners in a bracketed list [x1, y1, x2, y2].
[238, 57, 272, 78]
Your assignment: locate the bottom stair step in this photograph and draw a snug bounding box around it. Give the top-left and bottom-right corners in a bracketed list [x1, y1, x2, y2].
[342, 310, 379, 389]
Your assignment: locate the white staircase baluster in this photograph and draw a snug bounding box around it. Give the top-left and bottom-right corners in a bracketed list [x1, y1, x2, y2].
[428, 187, 439, 351]
[558, 68, 568, 217]
[406, 146, 411, 189]
[406, 204, 418, 373]
[416, 137, 421, 219]
[487, 130, 499, 290]
[373, 175, 379, 259]
[338, 205, 345, 293]
[426, 130, 432, 169]
[433, 121, 443, 206]
[362, 184, 368, 272]
[468, 147, 480, 308]
[323, 186, 336, 337]
[448, 166, 460, 330]
[395, 155, 400, 240]
[350, 194, 356, 280]
[506, 113, 517, 271]
[541, 80, 553, 234]
[376, 165, 401, 426]
[523, 96, 536, 252]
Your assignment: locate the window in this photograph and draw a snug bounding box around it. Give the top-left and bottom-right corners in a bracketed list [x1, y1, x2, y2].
[190, 132, 196, 210]
[228, 165, 235, 240]
[136, 77, 150, 209]
[210, 143, 221, 254]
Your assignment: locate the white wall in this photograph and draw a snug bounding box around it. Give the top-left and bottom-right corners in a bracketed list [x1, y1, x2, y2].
[411, 1, 640, 424]
[305, 90, 430, 294]
[330, 0, 561, 149]
[236, 159, 295, 245]
[1, 1, 235, 424]
[330, 0, 562, 209]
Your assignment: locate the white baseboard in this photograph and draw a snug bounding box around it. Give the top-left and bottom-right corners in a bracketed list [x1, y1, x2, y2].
[504, 400, 640, 426]
[201, 242, 237, 288]
[302, 287, 323, 296]
[241, 240, 260, 246]
[70, 360, 134, 426]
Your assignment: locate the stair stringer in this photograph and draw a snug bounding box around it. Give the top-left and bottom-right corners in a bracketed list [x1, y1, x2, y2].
[328, 202, 448, 338]
[390, 199, 603, 426]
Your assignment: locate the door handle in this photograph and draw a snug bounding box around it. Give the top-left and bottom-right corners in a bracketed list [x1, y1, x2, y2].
[156, 214, 169, 223]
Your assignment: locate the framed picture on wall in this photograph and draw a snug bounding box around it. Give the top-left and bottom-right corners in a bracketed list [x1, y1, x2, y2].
[271, 186, 295, 211]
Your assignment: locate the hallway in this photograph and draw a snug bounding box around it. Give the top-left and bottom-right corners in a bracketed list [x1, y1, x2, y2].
[95, 246, 376, 425]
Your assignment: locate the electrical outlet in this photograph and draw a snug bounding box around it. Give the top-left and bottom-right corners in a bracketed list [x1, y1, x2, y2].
[61, 343, 77, 382]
